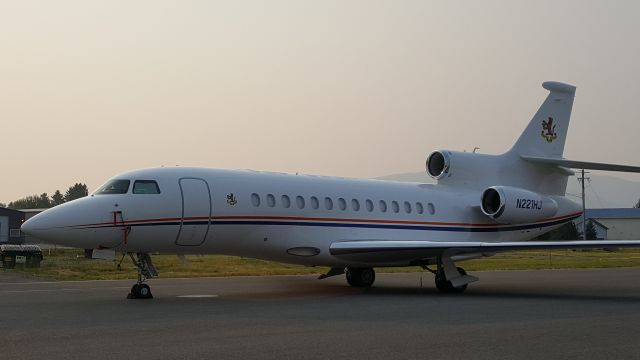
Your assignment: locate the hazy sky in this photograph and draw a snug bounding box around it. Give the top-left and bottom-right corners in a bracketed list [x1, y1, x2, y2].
[1, 0, 640, 203]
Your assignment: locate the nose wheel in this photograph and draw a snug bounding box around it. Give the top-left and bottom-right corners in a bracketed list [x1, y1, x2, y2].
[130, 283, 152, 299]
[126, 253, 157, 299]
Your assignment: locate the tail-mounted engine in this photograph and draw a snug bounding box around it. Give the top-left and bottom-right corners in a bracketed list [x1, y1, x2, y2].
[426, 149, 499, 185]
[480, 186, 558, 224]
[426, 150, 451, 180]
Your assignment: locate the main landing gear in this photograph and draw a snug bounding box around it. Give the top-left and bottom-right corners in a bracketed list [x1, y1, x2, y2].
[426, 254, 478, 294]
[434, 267, 469, 293]
[321, 256, 476, 293]
[126, 253, 158, 299]
[346, 267, 376, 287]
[317, 267, 376, 287]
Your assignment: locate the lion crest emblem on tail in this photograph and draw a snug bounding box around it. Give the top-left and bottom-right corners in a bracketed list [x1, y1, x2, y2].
[541, 117, 557, 143]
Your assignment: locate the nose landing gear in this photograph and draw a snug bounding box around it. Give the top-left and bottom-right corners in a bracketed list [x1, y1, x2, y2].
[126, 253, 157, 299]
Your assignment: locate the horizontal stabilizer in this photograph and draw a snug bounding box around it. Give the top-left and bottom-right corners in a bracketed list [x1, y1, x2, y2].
[522, 155, 640, 173]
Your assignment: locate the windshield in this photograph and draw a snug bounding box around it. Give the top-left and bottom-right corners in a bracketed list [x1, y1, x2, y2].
[133, 180, 161, 194]
[95, 179, 131, 195]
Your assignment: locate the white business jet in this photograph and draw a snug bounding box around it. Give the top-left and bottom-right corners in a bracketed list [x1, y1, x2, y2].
[21, 81, 640, 299]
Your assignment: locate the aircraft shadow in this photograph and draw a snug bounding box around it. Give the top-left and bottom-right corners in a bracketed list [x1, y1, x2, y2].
[352, 285, 640, 303]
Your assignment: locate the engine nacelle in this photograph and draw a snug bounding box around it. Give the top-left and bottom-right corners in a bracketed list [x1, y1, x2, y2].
[480, 186, 558, 224]
[425, 149, 501, 185]
[426, 150, 451, 180]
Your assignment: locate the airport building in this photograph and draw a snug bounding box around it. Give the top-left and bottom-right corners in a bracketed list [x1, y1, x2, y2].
[576, 208, 640, 240]
[0, 208, 47, 244]
[0, 208, 26, 244]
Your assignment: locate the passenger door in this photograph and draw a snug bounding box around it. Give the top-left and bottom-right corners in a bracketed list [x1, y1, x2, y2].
[175, 178, 211, 246]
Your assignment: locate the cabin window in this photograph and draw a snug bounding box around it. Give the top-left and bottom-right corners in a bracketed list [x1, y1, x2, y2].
[365, 199, 374, 212]
[325, 197, 334, 210]
[391, 201, 400, 213]
[427, 202, 436, 215]
[251, 193, 261, 207]
[404, 201, 412, 213]
[338, 198, 347, 211]
[266, 194, 276, 207]
[379, 200, 387, 212]
[132, 180, 160, 194]
[310, 196, 319, 210]
[95, 179, 130, 195]
[416, 202, 424, 214]
[282, 195, 291, 208]
[351, 199, 360, 211]
[296, 196, 305, 209]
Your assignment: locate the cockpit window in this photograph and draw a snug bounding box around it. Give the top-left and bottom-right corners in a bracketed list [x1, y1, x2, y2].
[95, 180, 131, 195]
[133, 180, 161, 194]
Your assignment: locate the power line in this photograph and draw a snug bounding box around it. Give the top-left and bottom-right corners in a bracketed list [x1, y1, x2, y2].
[586, 180, 605, 208]
[577, 170, 590, 240]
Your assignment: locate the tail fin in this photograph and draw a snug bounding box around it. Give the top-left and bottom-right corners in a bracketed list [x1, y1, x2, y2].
[510, 81, 576, 158]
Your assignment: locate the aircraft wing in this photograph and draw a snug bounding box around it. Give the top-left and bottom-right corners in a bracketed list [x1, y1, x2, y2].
[329, 240, 640, 263]
[521, 155, 640, 173]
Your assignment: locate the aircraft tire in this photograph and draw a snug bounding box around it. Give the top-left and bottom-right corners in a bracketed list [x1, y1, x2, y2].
[128, 284, 153, 299]
[435, 267, 468, 293]
[137, 284, 153, 299]
[346, 267, 375, 287]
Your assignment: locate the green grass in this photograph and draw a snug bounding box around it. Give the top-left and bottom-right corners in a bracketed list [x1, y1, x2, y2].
[5, 248, 640, 281]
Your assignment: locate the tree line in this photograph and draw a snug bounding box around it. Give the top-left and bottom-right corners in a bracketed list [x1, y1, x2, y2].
[0, 183, 89, 209]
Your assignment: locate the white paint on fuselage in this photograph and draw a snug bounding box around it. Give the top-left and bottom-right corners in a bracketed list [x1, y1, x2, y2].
[23, 166, 581, 267]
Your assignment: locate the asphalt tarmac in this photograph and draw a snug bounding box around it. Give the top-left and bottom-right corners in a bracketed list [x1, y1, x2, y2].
[1, 268, 640, 360]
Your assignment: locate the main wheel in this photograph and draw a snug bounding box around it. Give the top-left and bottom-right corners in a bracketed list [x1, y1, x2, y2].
[346, 267, 375, 287]
[435, 267, 468, 293]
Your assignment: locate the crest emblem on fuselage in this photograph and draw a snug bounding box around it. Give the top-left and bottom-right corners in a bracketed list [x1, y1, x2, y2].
[226, 193, 237, 206]
[541, 116, 557, 143]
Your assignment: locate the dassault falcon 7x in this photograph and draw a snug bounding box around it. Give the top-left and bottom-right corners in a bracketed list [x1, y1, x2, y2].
[22, 81, 640, 299]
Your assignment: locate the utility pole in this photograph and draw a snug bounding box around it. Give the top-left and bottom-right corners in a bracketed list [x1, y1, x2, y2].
[577, 169, 590, 240]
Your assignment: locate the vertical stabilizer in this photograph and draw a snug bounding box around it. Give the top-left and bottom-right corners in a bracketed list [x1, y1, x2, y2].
[510, 81, 576, 158]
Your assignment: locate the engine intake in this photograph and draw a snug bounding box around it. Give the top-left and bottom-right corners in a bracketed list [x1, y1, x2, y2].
[480, 186, 558, 224]
[426, 151, 450, 180]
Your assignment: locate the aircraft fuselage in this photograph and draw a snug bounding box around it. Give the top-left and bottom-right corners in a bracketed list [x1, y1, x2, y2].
[24, 167, 582, 267]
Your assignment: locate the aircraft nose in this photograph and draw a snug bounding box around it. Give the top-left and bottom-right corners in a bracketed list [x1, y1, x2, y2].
[21, 208, 65, 241]
[21, 200, 92, 245]
[20, 217, 37, 236]
[20, 197, 125, 248]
